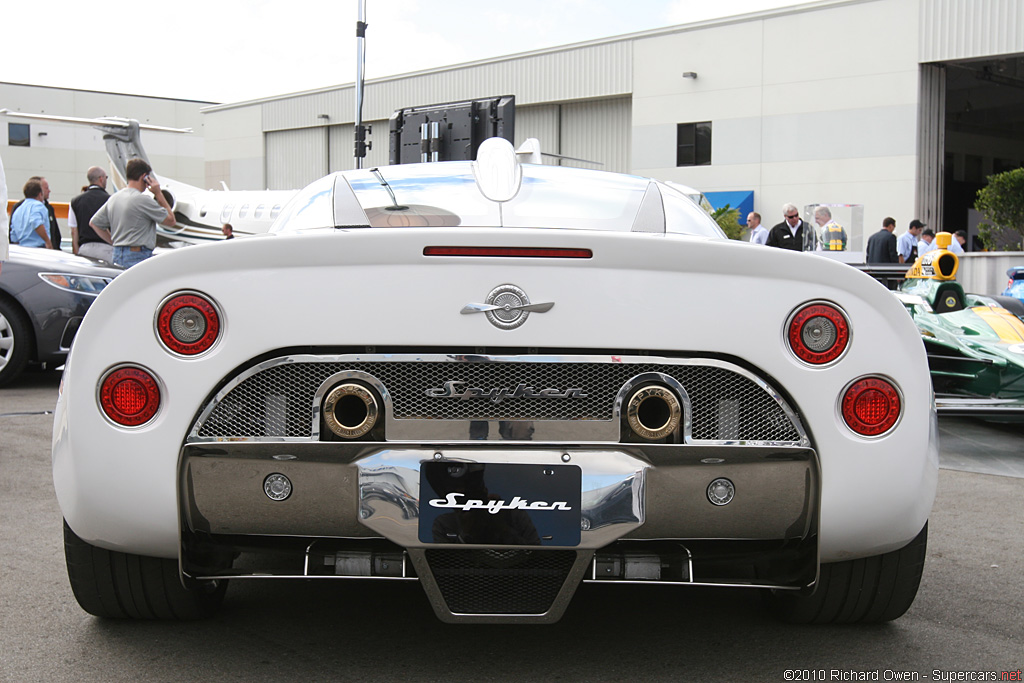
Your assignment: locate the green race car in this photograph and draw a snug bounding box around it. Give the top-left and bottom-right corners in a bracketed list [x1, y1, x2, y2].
[897, 234, 1024, 417]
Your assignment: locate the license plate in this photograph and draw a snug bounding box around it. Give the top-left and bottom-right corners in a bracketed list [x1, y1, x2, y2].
[419, 462, 581, 546]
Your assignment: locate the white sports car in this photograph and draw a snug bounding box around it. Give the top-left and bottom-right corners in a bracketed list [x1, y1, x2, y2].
[53, 139, 937, 624]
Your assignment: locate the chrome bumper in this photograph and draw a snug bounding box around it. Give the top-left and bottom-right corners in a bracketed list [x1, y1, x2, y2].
[180, 442, 819, 622]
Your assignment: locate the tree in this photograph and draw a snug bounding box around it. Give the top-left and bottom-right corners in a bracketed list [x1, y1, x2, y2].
[712, 204, 744, 240]
[974, 168, 1024, 250]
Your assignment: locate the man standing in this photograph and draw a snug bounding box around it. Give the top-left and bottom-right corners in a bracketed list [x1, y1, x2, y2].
[814, 206, 847, 251]
[747, 212, 767, 245]
[866, 217, 899, 263]
[917, 228, 936, 255]
[766, 204, 811, 251]
[90, 158, 175, 269]
[953, 230, 969, 254]
[221, 223, 234, 240]
[897, 219, 924, 263]
[9, 176, 60, 249]
[9, 179, 54, 249]
[1, 153, 8, 274]
[69, 166, 112, 262]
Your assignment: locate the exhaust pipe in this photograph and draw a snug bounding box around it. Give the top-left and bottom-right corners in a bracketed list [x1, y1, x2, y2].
[323, 383, 380, 439]
[626, 385, 681, 441]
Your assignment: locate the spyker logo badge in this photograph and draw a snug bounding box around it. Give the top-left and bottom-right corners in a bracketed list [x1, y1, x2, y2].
[461, 284, 553, 330]
[429, 492, 572, 513]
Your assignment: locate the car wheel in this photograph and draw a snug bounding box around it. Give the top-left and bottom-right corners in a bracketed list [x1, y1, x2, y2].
[63, 520, 228, 620]
[0, 297, 33, 387]
[765, 522, 927, 624]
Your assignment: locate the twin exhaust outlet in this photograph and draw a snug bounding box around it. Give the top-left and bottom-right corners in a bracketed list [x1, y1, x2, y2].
[322, 381, 682, 442]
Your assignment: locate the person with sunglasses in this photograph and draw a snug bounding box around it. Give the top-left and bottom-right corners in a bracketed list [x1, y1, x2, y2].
[765, 203, 812, 251]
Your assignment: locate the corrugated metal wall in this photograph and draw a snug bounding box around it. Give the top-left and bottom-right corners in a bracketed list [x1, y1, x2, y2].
[920, 0, 1024, 62]
[265, 128, 326, 189]
[258, 40, 633, 187]
[559, 98, 631, 173]
[261, 40, 632, 132]
[915, 64, 946, 230]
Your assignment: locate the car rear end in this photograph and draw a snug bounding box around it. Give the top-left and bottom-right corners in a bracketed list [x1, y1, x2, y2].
[53, 222, 936, 624]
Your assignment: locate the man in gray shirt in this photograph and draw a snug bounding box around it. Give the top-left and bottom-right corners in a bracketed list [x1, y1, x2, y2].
[90, 158, 175, 268]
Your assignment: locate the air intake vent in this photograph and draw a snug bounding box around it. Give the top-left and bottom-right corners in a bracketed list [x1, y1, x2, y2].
[425, 549, 576, 615]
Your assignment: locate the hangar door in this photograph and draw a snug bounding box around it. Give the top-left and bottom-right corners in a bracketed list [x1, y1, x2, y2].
[515, 97, 631, 174]
[941, 54, 1024, 249]
[265, 128, 325, 190]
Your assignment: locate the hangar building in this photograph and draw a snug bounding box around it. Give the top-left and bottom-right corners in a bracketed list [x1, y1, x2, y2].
[1, 82, 209, 206]
[200, 0, 1024, 250]
[4, 0, 1023, 254]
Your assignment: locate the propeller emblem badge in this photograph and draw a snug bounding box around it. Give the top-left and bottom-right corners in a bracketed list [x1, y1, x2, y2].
[461, 284, 554, 330]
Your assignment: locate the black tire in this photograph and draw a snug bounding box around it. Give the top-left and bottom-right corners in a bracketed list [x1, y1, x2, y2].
[765, 523, 927, 624]
[0, 296, 33, 387]
[63, 520, 227, 620]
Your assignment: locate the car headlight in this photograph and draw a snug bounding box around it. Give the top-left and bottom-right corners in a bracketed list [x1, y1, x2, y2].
[38, 273, 113, 296]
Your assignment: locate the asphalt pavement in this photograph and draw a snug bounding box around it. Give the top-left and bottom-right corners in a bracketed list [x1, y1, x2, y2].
[1, 369, 1021, 683]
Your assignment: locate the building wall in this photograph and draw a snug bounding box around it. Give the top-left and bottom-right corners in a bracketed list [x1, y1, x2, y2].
[920, 0, 1024, 62]
[631, 0, 921, 249]
[198, 0, 1024, 246]
[203, 39, 635, 189]
[1, 82, 208, 208]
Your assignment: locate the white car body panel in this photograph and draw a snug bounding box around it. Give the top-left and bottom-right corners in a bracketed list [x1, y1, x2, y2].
[54, 225, 936, 562]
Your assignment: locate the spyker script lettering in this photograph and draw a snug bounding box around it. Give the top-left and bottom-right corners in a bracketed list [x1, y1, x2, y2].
[426, 380, 588, 403]
[428, 492, 572, 514]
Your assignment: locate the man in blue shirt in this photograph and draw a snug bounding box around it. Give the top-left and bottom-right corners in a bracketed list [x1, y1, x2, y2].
[897, 219, 924, 263]
[9, 179, 53, 249]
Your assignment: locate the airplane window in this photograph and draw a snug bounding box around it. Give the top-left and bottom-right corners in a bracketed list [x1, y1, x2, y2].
[239, 204, 250, 218]
[220, 205, 234, 223]
[270, 205, 283, 219]
[255, 204, 266, 218]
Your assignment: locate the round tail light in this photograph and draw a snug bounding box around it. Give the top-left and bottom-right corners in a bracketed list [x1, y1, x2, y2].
[841, 377, 901, 437]
[787, 302, 850, 365]
[156, 292, 221, 356]
[99, 366, 161, 426]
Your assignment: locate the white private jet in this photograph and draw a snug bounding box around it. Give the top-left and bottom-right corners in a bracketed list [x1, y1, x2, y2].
[1, 110, 297, 244]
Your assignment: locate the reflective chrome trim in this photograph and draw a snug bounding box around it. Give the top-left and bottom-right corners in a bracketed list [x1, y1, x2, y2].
[310, 370, 391, 440]
[322, 383, 380, 438]
[356, 448, 647, 550]
[187, 353, 809, 448]
[617, 372, 688, 442]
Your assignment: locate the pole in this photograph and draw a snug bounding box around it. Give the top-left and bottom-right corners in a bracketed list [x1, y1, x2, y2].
[354, 0, 368, 169]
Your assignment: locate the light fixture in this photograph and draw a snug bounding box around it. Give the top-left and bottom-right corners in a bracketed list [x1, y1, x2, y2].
[682, 72, 698, 79]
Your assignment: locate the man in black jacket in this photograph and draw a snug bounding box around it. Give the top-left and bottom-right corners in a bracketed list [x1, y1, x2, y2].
[69, 167, 113, 261]
[866, 217, 899, 263]
[765, 203, 813, 251]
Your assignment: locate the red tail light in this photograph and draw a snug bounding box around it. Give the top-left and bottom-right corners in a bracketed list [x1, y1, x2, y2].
[156, 292, 221, 356]
[841, 377, 901, 437]
[423, 246, 592, 258]
[787, 302, 850, 365]
[99, 366, 161, 427]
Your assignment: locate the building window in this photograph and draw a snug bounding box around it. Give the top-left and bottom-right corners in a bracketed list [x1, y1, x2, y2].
[676, 121, 711, 166]
[8, 122, 30, 147]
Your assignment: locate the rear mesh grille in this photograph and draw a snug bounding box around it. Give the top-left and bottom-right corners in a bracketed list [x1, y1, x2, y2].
[425, 549, 576, 615]
[195, 357, 802, 443]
